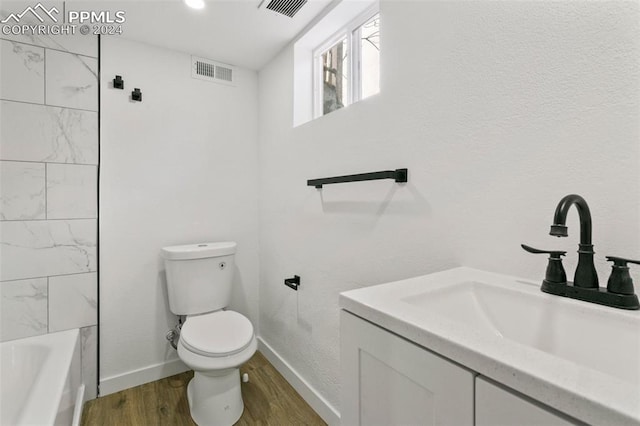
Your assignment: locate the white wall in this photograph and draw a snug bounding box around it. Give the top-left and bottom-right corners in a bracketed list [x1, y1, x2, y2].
[100, 37, 259, 394]
[258, 0, 639, 418]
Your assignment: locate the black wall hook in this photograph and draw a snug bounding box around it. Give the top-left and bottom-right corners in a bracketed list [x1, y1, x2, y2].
[113, 75, 124, 89]
[132, 88, 142, 102]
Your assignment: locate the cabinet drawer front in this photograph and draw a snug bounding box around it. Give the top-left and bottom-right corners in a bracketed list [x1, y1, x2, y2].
[341, 310, 474, 426]
[476, 377, 579, 426]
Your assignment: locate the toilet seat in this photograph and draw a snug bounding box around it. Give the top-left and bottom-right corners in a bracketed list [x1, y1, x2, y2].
[180, 310, 254, 357]
[178, 334, 258, 373]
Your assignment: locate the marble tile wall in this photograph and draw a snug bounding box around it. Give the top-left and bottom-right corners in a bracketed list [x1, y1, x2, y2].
[0, 33, 99, 399]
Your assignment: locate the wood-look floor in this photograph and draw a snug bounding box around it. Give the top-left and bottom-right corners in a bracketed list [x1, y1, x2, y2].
[81, 352, 326, 426]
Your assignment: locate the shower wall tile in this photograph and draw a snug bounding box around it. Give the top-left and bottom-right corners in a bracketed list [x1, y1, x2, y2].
[0, 278, 48, 341]
[0, 40, 44, 103]
[0, 219, 97, 281]
[0, 34, 98, 58]
[49, 272, 97, 332]
[47, 164, 97, 219]
[0, 161, 46, 220]
[81, 325, 98, 400]
[46, 50, 98, 111]
[0, 31, 98, 395]
[0, 100, 98, 164]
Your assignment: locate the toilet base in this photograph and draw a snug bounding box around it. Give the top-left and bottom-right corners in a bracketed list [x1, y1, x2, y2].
[187, 368, 244, 426]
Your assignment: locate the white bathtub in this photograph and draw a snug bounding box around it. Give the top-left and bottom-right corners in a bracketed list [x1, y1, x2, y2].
[0, 329, 84, 426]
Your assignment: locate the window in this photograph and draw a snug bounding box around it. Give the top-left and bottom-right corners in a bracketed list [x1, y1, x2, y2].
[293, 1, 379, 126]
[358, 14, 380, 100]
[320, 38, 349, 115]
[314, 9, 380, 118]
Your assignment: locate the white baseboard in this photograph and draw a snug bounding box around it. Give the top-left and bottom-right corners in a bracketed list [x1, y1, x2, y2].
[98, 340, 341, 425]
[257, 336, 340, 426]
[99, 357, 189, 396]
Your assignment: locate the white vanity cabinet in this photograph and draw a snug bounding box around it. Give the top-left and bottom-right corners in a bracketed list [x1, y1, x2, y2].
[341, 310, 579, 426]
[340, 311, 475, 426]
[339, 268, 638, 425]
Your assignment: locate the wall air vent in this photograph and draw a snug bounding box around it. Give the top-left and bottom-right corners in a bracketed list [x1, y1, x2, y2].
[262, 0, 307, 18]
[191, 56, 235, 86]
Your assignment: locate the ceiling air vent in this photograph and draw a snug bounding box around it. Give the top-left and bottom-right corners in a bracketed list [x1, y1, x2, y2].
[262, 0, 307, 18]
[191, 56, 235, 86]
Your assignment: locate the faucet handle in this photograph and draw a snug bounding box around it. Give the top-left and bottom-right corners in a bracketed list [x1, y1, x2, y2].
[521, 244, 567, 285]
[521, 244, 566, 257]
[605, 256, 640, 266]
[605, 256, 640, 295]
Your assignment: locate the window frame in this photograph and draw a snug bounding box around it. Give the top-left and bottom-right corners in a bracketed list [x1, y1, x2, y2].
[312, 4, 380, 118]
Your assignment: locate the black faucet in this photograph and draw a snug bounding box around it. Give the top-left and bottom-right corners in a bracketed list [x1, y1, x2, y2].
[522, 194, 639, 310]
[549, 194, 598, 289]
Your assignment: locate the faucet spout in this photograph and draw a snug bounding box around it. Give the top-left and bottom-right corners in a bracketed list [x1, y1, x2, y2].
[550, 194, 592, 244]
[549, 194, 598, 289]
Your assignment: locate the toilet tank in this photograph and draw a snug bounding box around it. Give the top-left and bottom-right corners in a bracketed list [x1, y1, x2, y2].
[161, 242, 236, 315]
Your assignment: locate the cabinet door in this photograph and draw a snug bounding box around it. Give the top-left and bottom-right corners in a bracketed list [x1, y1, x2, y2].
[476, 377, 579, 426]
[340, 311, 474, 426]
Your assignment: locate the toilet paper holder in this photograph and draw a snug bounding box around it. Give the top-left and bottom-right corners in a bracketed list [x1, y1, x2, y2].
[284, 275, 301, 291]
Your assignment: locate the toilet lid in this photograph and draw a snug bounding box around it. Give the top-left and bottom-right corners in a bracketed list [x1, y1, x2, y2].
[181, 310, 254, 357]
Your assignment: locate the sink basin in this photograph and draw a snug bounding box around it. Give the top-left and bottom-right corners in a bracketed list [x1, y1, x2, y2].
[340, 267, 640, 425]
[402, 280, 640, 385]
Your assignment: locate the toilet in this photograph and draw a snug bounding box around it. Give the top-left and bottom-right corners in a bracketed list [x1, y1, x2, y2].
[161, 241, 257, 426]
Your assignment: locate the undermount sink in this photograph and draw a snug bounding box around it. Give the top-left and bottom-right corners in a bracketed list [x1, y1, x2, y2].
[402, 280, 640, 385]
[339, 267, 640, 425]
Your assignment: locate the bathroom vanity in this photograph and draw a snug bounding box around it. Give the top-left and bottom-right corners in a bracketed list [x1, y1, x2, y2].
[339, 268, 640, 426]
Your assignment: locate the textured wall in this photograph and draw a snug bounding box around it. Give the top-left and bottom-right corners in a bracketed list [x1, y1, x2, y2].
[257, 1, 639, 413]
[0, 33, 99, 399]
[100, 37, 260, 394]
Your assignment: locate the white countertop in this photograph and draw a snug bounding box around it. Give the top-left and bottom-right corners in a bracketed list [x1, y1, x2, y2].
[339, 267, 640, 426]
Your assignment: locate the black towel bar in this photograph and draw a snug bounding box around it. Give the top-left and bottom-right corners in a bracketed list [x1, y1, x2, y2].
[307, 169, 408, 189]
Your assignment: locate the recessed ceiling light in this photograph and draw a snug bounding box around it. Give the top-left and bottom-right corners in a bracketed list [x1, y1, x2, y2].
[184, 0, 205, 10]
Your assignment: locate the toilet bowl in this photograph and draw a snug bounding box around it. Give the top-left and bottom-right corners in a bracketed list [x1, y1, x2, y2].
[161, 242, 256, 426]
[178, 310, 257, 425]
